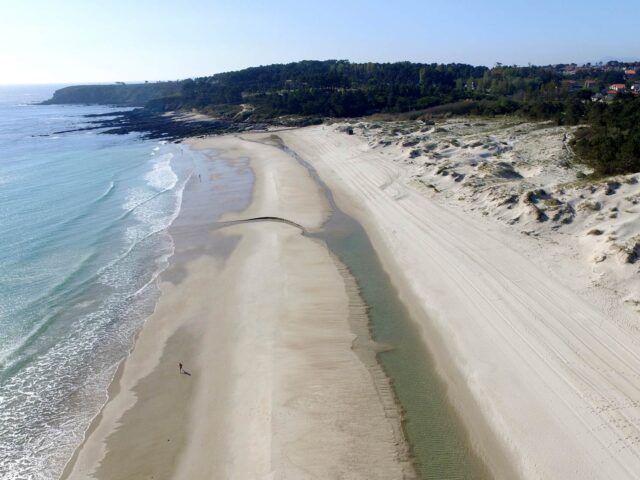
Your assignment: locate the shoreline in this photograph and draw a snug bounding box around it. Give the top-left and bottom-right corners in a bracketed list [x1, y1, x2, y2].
[59, 143, 197, 480]
[60, 134, 415, 479]
[58, 144, 213, 479]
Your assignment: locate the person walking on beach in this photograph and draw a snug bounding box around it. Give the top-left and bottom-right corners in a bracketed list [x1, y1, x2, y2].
[179, 362, 183, 374]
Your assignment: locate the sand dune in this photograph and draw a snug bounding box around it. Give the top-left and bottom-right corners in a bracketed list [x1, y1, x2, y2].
[280, 125, 640, 479]
[343, 118, 640, 314]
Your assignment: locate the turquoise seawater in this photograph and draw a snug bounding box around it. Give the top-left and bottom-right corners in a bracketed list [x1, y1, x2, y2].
[0, 86, 193, 479]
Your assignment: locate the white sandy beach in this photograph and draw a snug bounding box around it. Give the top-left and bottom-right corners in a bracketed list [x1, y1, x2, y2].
[60, 135, 413, 479]
[279, 124, 640, 479]
[60, 120, 640, 480]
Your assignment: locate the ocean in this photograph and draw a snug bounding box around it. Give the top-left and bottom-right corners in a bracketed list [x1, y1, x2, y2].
[0, 85, 192, 479]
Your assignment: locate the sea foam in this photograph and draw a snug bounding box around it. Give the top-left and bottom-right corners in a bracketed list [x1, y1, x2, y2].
[0, 88, 189, 480]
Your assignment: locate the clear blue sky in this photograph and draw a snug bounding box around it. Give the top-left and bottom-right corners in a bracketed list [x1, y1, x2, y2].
[1, 0, 638, 84]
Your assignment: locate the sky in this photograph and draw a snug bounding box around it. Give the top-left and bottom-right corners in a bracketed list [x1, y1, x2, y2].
[0, 0, 638, 85]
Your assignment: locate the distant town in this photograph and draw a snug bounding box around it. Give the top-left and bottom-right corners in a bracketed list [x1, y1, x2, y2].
[555, 60, 639, 98]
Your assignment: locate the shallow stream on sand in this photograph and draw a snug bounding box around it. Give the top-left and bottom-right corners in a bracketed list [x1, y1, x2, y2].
[282, 144, 492, 480]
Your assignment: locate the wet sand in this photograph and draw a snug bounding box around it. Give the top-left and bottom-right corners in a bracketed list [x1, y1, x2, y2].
[61, 135, 414, 479]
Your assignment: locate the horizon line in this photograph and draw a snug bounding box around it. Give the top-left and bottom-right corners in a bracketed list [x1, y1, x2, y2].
[2, 57, 640, 87]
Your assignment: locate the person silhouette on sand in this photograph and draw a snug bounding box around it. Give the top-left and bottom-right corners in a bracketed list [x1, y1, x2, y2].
[178, 362, 192, 376]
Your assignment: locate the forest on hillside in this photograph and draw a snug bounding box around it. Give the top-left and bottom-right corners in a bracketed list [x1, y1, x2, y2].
[155, 60, 640, 175]
[47, 60, 640, 175]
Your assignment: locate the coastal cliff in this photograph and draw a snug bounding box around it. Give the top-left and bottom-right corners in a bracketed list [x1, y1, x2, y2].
[42, 82, 180, 106]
